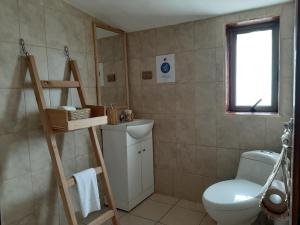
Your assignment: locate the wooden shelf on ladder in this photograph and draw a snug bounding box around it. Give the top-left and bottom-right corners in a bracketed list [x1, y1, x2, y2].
[20, 38, 119, 225]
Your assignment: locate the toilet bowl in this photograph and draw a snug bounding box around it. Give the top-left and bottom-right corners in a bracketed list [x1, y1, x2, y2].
[202, 150, 281, 225]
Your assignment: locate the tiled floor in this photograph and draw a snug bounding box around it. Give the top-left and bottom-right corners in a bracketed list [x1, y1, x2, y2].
[86, 193, 217, 225]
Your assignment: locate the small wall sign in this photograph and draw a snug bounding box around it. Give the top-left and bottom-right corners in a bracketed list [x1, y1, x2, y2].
[156, 54, 175, 83]
[98, 63, 104, 87]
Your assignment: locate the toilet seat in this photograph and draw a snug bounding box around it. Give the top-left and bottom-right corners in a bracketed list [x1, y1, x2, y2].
[203, 179, 263, 211]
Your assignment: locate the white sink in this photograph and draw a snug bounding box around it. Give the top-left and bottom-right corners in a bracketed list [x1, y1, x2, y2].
[126, 119, 154, 139]
[101, 119, 154, 139]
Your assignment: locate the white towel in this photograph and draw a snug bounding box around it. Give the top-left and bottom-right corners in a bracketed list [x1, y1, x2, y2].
[73, 168, 101, 217]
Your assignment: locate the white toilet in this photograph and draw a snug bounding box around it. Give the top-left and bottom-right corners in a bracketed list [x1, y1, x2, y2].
[203, 150, 280, 225]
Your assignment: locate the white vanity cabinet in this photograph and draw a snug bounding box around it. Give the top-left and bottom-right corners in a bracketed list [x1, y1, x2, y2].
[101, 120, 154, 211]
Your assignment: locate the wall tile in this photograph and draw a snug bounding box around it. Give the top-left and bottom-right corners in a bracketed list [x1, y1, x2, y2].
[141, 86, 158, 113]
[217, 148, 239, 180]
[47, 48, 69, 81]
[31, 167, 57, 202]
[279, 78, 293, 117]
[127, 32, 141, 59]
[140, 29, 157, 57]
[128, 58, 141, 87]
[154, 168, 175, 196]
[194, 48, 216, 82]
[0, 42, 22, 88]
[45, 7, 69, 49]
[281, 38, 294, 79]
[176, 143, 196, 173]
[74, 129, 92, 156]
[175, 22, 194, 51]
[176, 115, 196, 144]
[0, 0, 19, 43]
[195, 113, 216, 147]
[175, 51, 196, 83]
[28, 129, 52, 172]
[215, 47, 225, 82]
[216, 115, 241, 149]
[56, 132, 76, 161]
[0, 89, 27, 135]
[195, 146, 217, 177]
[195, 83, 216, 114]
[157, 142, 177, 170]
[174, 172, 214, 201]
[66, 14, 86, 53]
[216, 82, 226, 114]
[194, 19, 216, 49]
[156, 84, 176, 114]
[280, 3, 295, 39]
[154, 114, 177, 142]
[87, 53, 96, 87]
[239, 116, 266, 150]
[176, 84, 195, 114]
[0, 132, 30, 181]
[0, 175, 34, 224]
[129, 86, 143, 113]
[19, 0, 46, 46]
[156, 25, 178, 55]
[265, 116, 286, 150]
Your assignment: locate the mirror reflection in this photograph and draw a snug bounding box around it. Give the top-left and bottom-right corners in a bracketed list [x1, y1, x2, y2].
[95, 27, 127, 107]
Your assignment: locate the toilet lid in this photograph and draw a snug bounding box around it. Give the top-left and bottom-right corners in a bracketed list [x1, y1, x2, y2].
[203, 179, 263, 211]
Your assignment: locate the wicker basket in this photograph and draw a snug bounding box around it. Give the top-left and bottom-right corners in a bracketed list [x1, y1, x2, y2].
[68, 108, 91, 120]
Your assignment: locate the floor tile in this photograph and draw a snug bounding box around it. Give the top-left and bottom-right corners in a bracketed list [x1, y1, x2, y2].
[160, 205, 205, 225]
[120, 214, 155, 225]
[150, 193, 179, 205]
[176, 199, 206, 212]
[82, 208, 127, 225]
[200, 214, 217, 225]
[131, 199, 172, 221]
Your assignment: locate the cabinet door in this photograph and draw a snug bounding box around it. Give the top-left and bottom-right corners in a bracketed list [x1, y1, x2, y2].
[141, 138, 154, 191]
[127, 143, 142, 200]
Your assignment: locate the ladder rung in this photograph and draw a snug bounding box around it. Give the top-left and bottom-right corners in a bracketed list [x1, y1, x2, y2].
[41, 80, 80, 88]
[87, 210, 115, 225]
[67, 167, 103, 187]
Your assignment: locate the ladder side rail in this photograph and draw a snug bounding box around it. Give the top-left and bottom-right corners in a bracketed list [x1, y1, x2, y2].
[69, 60, 87, 107]
[88, 127, 119, 225]
[26, 55, 78, 225]
[70, 59, 119, 225]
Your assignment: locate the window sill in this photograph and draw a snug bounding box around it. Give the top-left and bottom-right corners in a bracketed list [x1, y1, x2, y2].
[225, 111, 280, 117]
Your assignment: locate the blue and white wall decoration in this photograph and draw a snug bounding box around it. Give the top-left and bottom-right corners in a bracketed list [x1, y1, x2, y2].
[156, 54, 175, 83]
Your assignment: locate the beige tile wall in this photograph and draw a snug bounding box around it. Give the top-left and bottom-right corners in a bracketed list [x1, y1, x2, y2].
[0, 0, 97, 224]
[127, 3, 295, 201]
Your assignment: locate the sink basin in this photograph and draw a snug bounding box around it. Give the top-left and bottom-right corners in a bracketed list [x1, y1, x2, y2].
[101, 119, 154, 139]
[126, 119, 154, 139]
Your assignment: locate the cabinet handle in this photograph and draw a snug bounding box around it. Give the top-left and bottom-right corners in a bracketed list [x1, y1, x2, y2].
[138, 151, 141, 154]
[143, 149, 146, 152]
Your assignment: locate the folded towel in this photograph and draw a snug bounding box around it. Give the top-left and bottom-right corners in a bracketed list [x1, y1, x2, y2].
[58, 106, 76, 111]
[73, 168, 101, 217]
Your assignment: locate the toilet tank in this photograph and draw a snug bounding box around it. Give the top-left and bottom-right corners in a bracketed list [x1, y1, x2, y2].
[236, 150, 281, 186]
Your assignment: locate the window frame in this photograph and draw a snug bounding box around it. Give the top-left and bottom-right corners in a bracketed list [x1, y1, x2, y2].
[226, 19, 280, 113]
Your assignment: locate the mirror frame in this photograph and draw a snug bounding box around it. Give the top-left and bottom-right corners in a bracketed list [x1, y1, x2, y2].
[92, 21, 130, 108]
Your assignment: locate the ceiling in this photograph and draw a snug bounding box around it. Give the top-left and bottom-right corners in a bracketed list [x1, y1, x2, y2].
[66, 0, 292, 32]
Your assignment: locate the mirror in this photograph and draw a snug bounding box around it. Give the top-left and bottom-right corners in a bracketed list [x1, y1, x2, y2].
[93, 22, 129, 108]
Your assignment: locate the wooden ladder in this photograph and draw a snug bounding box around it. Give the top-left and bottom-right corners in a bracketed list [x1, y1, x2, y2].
[22, 41, 119, 225]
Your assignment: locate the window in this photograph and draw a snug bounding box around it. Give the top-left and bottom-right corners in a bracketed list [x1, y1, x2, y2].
[227, 19, 279, 113]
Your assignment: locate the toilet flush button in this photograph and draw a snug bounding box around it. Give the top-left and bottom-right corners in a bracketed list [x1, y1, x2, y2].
[269, 194, 282, 204]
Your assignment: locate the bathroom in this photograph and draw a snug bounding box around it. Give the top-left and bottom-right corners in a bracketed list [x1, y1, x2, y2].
[0, 0, 299, 225]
